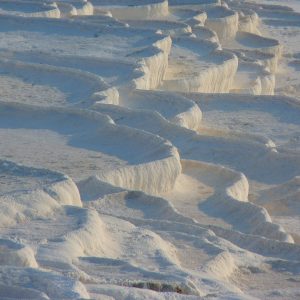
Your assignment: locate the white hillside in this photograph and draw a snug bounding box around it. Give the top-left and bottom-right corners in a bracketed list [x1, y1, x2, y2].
[0, 0, 299, 299]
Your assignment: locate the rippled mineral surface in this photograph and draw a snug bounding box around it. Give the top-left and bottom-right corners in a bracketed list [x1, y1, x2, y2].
[0, 0, 300, 299]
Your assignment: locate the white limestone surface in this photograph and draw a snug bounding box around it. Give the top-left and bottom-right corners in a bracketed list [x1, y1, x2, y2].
[0, 102, 181, 194]
[0, 1, 299, 299]
[91, 0, 169, 20]
[161, 36, 238, 93]
[0, 0, 61, 18]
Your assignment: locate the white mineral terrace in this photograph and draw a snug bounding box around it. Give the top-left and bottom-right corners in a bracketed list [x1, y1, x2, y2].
[0, 1, 300, 299]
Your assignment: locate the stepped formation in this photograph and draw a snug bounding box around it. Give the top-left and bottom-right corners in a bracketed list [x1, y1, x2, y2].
[0, 0, 299, 299]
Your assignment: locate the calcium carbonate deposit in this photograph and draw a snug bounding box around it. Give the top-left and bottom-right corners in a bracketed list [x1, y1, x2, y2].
[0, 0, 300, 299]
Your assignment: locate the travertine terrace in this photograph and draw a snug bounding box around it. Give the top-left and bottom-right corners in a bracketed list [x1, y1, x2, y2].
[0, 0, 300, 299]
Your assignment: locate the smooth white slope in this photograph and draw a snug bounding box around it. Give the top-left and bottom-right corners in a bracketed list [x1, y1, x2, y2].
[0, 102, 181, 194]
